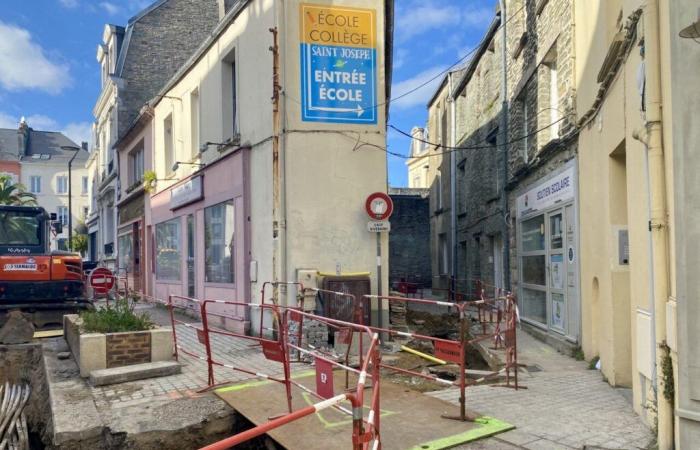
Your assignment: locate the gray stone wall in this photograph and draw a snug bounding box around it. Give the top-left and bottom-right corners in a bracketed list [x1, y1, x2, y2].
[388, 189, 431, 288]
[117, 0, 219, 138]
[444, 0, 576, 292]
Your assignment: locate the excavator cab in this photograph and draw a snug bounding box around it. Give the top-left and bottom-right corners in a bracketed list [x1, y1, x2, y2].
[0, 205, 91, 328]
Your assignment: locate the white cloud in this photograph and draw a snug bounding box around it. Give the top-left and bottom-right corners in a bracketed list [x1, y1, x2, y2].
[59, 0, 79, 8]
[0, 22, 72, 94]
[393, 48, 409, 70]
[396, 3, 461, 43]
[395, 1, 494, 43]
[0, 112, 18, 129]
[25, 114, 59, 130]
[0, 112, 92, 147]
[391, 65, 448, 111]
[99, 2, 120, 15]
[62, 122, 93, 146]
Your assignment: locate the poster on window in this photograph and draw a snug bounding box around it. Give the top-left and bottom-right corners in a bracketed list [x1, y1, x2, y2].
[551, 293, 565, 330]
[550, 254, 564, 290]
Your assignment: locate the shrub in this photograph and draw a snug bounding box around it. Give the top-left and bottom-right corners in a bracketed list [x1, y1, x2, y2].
[80, 298, 154, 333]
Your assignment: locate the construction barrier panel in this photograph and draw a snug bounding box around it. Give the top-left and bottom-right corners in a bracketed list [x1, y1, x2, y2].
[167, 294, 294, 410]
[201, 310, 382, 450]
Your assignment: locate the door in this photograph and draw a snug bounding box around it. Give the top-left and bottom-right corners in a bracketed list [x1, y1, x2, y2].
[547, 210, 566, 334]
[132, 222, 141, 292]
[186, 214, 195, 298]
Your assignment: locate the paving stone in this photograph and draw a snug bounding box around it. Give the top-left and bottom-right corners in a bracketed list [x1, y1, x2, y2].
[427, 330, 654, 449]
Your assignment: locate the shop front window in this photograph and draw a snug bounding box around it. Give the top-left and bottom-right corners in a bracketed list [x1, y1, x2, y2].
[521, 255, 546, 285]
[521, 288, 547, 325]
[156, 218, 181, 281]
[204, 200, 234, 283]
[521, 215, 545, 251]
[118, 233, 133, 273]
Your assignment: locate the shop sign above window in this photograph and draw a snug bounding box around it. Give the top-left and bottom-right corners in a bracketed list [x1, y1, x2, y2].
[516, 167, 575, 218]
[170, 175, 203, 210]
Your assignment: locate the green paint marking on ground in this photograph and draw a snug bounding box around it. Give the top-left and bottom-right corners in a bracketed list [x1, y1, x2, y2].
[299, 392, 397, 429]
[410, 417, 515, 450]
[215, 370, 316, 393]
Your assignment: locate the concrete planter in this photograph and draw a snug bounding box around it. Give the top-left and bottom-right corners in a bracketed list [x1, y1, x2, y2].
[63, 315, 174, 377]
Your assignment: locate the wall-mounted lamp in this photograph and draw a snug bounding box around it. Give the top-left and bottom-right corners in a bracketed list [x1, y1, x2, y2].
[680, 8, 700, 40]
[172, 161, 205, 172]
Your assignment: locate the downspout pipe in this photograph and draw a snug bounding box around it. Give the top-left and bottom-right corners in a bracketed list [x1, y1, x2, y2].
[632, 1, 673, 447]
[277, 0, 289, 304]
[449, 72, 457, 300]
[499, 0, 511, 290]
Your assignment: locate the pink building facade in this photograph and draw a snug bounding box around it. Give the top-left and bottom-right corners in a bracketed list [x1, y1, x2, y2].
[149, 148, 251, 332]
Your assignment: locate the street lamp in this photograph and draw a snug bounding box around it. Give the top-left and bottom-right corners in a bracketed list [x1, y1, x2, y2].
[61, 145, 81, 252]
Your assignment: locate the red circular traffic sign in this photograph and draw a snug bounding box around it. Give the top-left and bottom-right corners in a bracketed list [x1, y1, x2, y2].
[90, 267, 115, 295]
[365, 192, 394, 221]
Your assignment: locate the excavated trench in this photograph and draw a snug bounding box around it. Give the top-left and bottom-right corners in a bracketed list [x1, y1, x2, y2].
[0, 341, 282, 450]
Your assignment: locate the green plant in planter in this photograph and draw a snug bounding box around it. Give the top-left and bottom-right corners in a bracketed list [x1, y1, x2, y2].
[80, 298, 154, 333]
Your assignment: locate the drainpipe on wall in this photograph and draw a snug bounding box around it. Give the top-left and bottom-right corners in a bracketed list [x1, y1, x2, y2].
[276, 0, 289, 304]
[449, 72, 457, 300]
[632, 1, 673, 447]
[499, 0, 511, 290]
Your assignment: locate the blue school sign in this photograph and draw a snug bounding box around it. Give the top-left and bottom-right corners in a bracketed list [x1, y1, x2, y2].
[300, 4, 377, 125]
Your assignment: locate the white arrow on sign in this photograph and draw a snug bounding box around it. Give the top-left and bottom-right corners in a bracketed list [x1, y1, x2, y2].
[309, 104, 365, 117]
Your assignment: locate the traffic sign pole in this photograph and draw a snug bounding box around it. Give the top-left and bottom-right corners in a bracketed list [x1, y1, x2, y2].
[365, 192, 394, 338]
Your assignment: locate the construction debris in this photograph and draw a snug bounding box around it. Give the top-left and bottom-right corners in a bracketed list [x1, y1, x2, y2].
[0, 312, 34, 345]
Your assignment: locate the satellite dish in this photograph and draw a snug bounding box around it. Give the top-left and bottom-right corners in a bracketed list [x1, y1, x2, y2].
[679, 8, 700, 39]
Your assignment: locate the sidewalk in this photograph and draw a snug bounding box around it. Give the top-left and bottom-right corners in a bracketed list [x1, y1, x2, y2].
[429, 330, 654, 449]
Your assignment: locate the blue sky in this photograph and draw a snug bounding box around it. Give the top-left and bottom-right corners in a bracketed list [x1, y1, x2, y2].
[0, 0, 496, 186]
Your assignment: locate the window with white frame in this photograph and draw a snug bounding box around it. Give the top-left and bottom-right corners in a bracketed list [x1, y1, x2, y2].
[164, 114, 174, 174]
[57, 206, 68, 226]
[129, 142, 145, 185]
[204, 200, 235, 283]
[56, 176, 68, 194]
[30, 176, 41, 194]
[82, 176, 88, 194]
[155, 218, 181, 281]
[190, 88, 200, 157]
[543, 44, 560, 140]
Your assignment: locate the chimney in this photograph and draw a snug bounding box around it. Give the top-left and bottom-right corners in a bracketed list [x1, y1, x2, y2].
[217, 0, 236, 20]
[17, 117, 29, 157]
[81, 141, 88, 151]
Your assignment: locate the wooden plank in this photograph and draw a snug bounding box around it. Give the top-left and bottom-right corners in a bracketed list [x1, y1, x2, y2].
[215, 370, 509, 449]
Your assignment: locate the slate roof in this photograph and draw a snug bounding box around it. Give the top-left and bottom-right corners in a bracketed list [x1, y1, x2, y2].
[0, 127, 88, 164]
[112, 0, 219, 140]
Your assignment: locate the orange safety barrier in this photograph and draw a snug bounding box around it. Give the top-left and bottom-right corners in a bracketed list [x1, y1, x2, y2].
[167, 294, 294, 410]
[361, 291, 520, 421]
[201, 310, 382, 450]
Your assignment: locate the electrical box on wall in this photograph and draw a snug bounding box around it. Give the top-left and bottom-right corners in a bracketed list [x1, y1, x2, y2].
[618, 229, 629, 265]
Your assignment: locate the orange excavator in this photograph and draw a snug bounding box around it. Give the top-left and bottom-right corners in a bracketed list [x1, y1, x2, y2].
[0, 205, 91, 328]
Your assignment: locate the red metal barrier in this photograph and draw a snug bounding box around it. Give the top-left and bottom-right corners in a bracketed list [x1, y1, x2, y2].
[167, 294, 294, 410]
[361, 292, 520, 421]
[200, 310, 382, 450]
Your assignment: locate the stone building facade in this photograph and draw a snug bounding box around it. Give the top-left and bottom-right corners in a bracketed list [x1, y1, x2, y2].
[88, 0, 219, 270]
[428, 0, 579, 347]
[388, 188, 431, 288]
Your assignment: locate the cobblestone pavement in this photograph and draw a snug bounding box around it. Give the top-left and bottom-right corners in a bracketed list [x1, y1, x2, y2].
[89, 302, 286, 409]
[429, 331, 654, 450]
